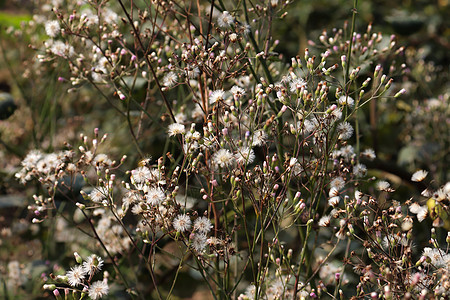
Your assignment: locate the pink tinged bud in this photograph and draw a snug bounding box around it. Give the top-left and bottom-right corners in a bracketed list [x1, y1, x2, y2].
[202, 195, 208, 200]
[74, 252, 83, 263]
[131, 55, 137, 61]
[211, 179, 218, 187]
[273, 184, 279, 190]
[58, 77, 65, 82]
[371, 292, 377, 299]
[53, 289, 60, 297]
[221, 128, 228, 136]
[281, 105, 287, 113]
[394, 88, 406, 97]
[374, 65, 382, 77]
[118, 92, 126, 100]
[275, 258, 281, 265]
[295, 192, 301, 199]
[274, 166, 280, 173]
[326, 104, 337, 114]
[310, 292, 317, 298]
[120, 49, 127, 56]
[335, 273, 341, 281]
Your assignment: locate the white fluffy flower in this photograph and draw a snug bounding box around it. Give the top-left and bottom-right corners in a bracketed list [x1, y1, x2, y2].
[173, 214, 192, 232]
[45, 20, 60, 37]
[376, 180, 391, 192]
[330, 177, 345, 190]
[409, 203, 428, 222]
[235, 147, 255, 165]
[318, 215, 331, 227]
[145, 187, 166, 205]
[422, 248, 448, 268]
[217, 11, 234, 28]
[209, 90, 225, 103]
[328, 196, 340, 207]
[88, 280, 109, 300]
[289, 78, 307, 93]
[337, 122, 353, 140]
[298, 119, 316, 135]
[353, 163, 367, 177]
[163, 71, 178, 87]
[89, 187, 108, 203]
[131, 166, 152, 184]
[191, 233, 208, 252]
[50, 41, 74, 57]
[338, 95, 354, 107]
[213, 149, 233, 168]
[340, 145, 354, 161]
[252, 130, 268, 146]
[230, 86, 245, 97]
[411, 170, 428, 182]
[361, 148, 376, 160]
[194, 217, 213, 234]
[168, 123, 185, 136]
[82, 255, 104, 276]
[66, 265, 86, 286]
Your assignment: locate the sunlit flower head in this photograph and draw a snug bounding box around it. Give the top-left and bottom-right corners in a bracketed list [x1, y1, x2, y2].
[411, 170, 428, 182]
[194, 217, 213, 234]
[235, 147, 255, 165]
[353, 163, 367, 177]
[330, 177, 345, 190]
[163, 71, 178, 87]
[338, 95, 354, 107]
[89, 187, 108, 203]
[45, 20, 60, 37]
[252, 130, 268, 146]
[145, 187, 166, 205]
[66, 265, 86, 286]
[376, 180, 391, 192]
[213, 149, 233, 168]
[82, 255, 104, 276]
[361, 148, 376, 160]
[191, 233, 208, 252]
[173, 214, 191, 232]
[217, 11, 234, 28]
[88, 280, 109, 300]
[409, 203, 428, 222]
[209, 90, 225, 104]
[318, 215, 331, 227]
[337, 122, 353, 140]
[168, 123, 185, 136]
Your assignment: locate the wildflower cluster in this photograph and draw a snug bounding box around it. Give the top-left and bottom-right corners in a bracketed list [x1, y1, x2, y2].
[4, 0, 449, 299]
[43, 253, 109, 300]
